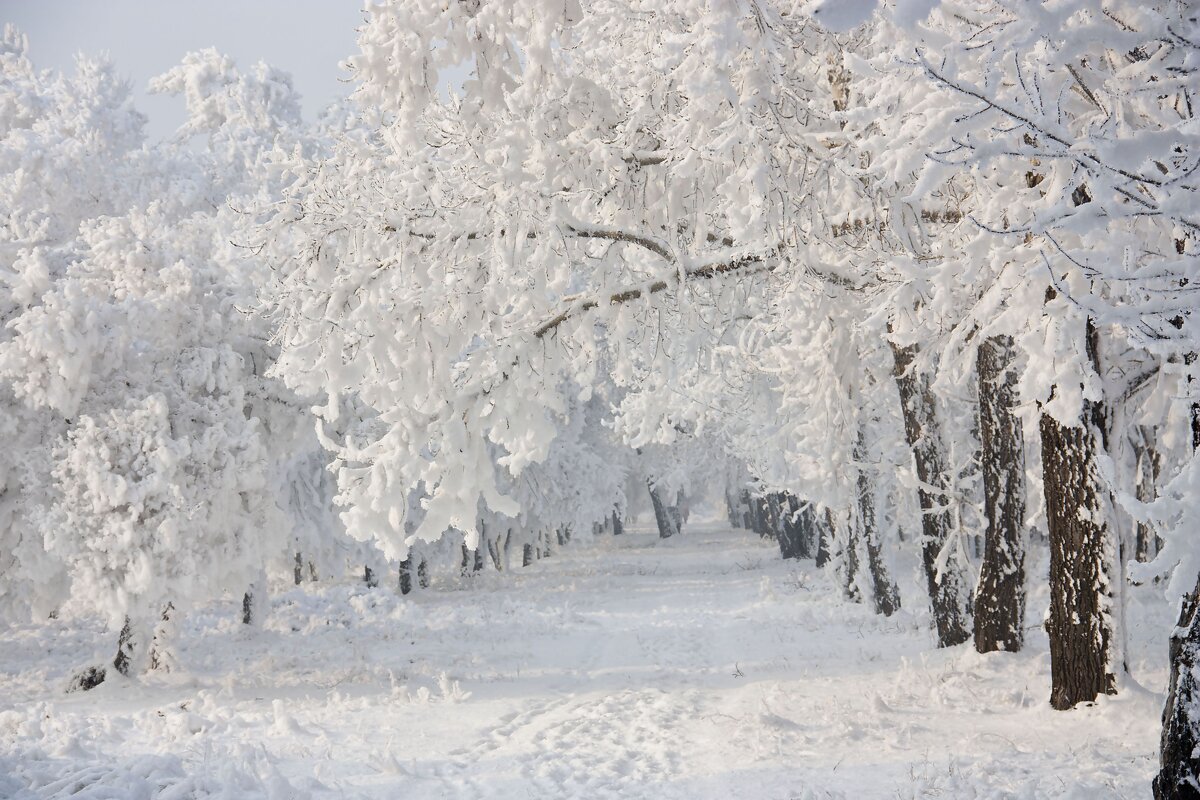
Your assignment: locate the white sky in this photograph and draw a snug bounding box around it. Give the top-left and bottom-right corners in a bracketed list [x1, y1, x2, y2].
[2, 0, 366, 140]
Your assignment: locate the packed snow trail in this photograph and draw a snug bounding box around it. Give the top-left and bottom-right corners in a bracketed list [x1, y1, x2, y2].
[0, 524, 1168, 798]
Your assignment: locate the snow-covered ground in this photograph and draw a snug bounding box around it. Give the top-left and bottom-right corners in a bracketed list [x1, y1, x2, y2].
[0, 524, 1170, 798]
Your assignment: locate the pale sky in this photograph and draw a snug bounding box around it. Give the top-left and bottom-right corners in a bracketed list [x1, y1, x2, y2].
[2, 1, 366, 140]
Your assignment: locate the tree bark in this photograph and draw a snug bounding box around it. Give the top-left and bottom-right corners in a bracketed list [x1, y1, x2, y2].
[294, 552, 303, 586]
[523, 542, 534, 567]
[856, 430, 900, 616]
[1134, 426, 1163, 564]
[112, 616, 137, 677]
[399, 557, 414, 595]
[364, 565, 379, 588]
[974, 335, 1027, 653]
[890, 339, 972, 648]
[488, 533, 503, 571]
[815, 506, 833, 569]
[148, 603, 175, 672]
[1040, 410, 1116, 709]
[242, 571, 266, 625]
[648, 480, 681, 539]
[611, 509, 624, 536]
[789, 495, 816, 560]
[1155, 384, 1200, 798]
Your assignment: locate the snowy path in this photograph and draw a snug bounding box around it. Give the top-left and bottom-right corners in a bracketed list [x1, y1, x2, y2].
[0, 524, 1168, 798]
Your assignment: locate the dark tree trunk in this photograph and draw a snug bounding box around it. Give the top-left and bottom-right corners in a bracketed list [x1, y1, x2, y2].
[417, 558, 429, 589]
[556, 527, 567, 547]
[461, 543, 484, 575]
[399, 557, 414, 595]
[294, 552, 303, 586]
[1040, 411, 1116, 709]
[611, 509, 624, 536]
[242, 573, 267, 625]
[776, 493, 804, 560]
[815, 506, 833, 569]
[856, 430, 900, 617]
[789, 496, 815, 560]
[1155, 387, 1200, 798]
[1135, 426, 1163, 564]
[113, 616, 137, 677]
[308, 561, 318, 582]
[148, 603, 174, 672]
[974, 335, 1027, 653]
[648, 480, 681, 539]
[488, 533, 503, 571]
[364, 565, 379, 588]
[842, 507, 863, 603]
[523, 542, 534, 567]
[890, 340, 972, 648]
[1156, 576, 1200, 799]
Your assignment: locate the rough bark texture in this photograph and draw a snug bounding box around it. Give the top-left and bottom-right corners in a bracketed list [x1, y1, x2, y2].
[856, 430, 900, 617]
[417, 559, 430, 589]
[523, 543, 534, 567]
[974, 336, 1027, 653]
[1040, 411, 1116, 709]
[891, 340, 972, 647]
[1156, 576, 1200, 799]
[648, 480, 681, 539]
[364, 566, 379, 588]
[611, 509, 624, 537]
[294, 552, 304, 586]
[1155, 393, 1200, 798]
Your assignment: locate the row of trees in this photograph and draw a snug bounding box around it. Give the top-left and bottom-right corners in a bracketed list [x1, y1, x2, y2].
[264, 1, 1197, 794]
[0, 0, 1197, 794]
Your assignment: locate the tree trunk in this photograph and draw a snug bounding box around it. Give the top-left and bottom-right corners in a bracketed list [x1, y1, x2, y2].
[789, 496, 815, 560]
[1135, 426, 1163, 564]
[1040, 411, 1116, 709]
[842, 507, 863, 603]
[112, 616, 137, 677]
[648, 480, 681, 539]
[488, 533, 503, 571]
[974, 335, 1027, 653]
[242, 571, 267, 625]
[399, 557, 414, 595]
[815, 506, 833, 569]
[148, 603, 175, 672]
[890, 340, 972, 648]
[364, 565, 379, 588]
[417, 558, 429, 589]
[776, 493, 801, 560]
[857, 430, 900, 616]
[294, 552, 303, 586]
[523, 542, 534, 567]
[1156, 575, 1200, 799]
[611, 509, 624, 536]
[1154, 385, 1200, 798]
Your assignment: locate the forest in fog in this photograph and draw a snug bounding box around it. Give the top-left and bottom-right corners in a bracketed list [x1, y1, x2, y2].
[1, 0, 1199, 797]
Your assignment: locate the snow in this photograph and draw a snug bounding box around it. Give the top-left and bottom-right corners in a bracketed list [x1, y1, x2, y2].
[0, 523, 1168, 798]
